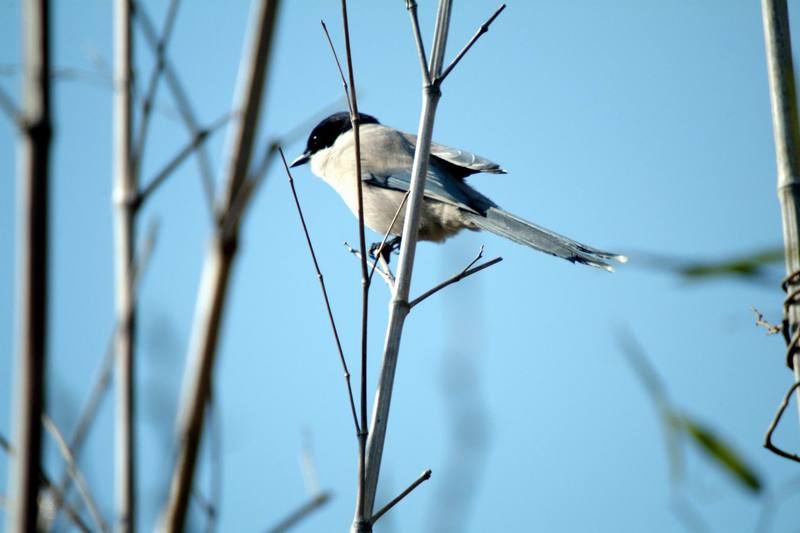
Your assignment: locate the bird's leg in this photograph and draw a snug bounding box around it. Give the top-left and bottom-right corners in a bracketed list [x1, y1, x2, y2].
[370, 236, 402, 265]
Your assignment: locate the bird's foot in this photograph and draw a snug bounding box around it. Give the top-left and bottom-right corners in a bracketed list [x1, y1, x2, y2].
[369, 236, 402, 265]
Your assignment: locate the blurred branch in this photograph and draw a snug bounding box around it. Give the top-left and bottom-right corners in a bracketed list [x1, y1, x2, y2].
[371, 469, 431, 525]
[264, 491, 332, 533]
[42, 416, 108, 532]
[136, 3, 217, 217]
[409, 246, 501, 309]
[161, 2, 280, 530]
[7, 1, 52, 531]
[136, 111, 233, 208]
[281, 148, 360, 433]
[112, 0, 136, 528]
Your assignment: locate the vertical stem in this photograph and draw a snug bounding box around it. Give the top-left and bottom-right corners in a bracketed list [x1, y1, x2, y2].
[7, 1, 52, 531]
[113, 0, 136, 530]
[358, 0, 452, 523]
[761, 0, 800, 419]
[338, 0, 371, 530]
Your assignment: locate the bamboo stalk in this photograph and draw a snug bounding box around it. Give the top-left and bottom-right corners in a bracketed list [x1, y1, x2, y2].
[112, 0, 136, 530]
[761, 0, 800, 421]
[6, 1, 52, 531]
[159, 2, 280, 530]
[358, 0, 453, 524]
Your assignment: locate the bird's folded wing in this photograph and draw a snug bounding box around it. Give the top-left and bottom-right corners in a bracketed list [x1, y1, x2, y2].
[401, 133, 505, 175]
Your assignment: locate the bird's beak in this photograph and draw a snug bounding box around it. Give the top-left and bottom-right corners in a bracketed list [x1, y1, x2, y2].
[290, 152, 311, 168]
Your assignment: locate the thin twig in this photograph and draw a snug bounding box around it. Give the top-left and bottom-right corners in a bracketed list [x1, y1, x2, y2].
[136, 4, 217, 218]
[281, 148, 360, 434]
[438, 4, 506, 83]
[136, 111, 232, 208]
[264, 491, 332, 533]
[764, 380, 800, 462]
[132, 0, 181, 176]
[41, 477, 93, 533]
[206, 390, 221, 533]
[42, 416, 109, 532]
[368, 191, 410, 285]
[320, 21, 352, 112]
[370, 469, 431, 525]
[332, 2, 372, 530]
[408, 247, 502, 309]
[752, 306, 782, 335]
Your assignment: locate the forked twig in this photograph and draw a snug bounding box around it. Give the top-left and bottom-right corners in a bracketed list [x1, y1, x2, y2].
[42, 416, 109, 532]
[281, 148, 360, 434]
[370, 469, 431, 525]
[409, 247, 502, 309]
[764, 380, 800, 463]
[438, 4, 506, 83]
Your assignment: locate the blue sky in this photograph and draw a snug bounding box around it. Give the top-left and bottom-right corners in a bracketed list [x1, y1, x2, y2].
[2, 1, 800, 531]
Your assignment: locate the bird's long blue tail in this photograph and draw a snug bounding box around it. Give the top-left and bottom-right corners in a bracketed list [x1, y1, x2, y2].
[465, 207, 627, 271]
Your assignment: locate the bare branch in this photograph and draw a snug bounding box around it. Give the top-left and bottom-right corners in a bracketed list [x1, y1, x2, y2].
[408, 247, 502, 309]
[281, 148, 360, 434]
[361, 1, 455, 521]
[264, 491, 332, 533]
[371, 469, 432, 525]
[438, 4, 506, 83]
[136, 111, 233, 208]
[42, 416, 109, 532]
[764, 380, 800, 463]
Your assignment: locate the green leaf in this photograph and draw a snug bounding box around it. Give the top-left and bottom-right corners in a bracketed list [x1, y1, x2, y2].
[679, 415, 762, 493]
[680, 248, 783, 280]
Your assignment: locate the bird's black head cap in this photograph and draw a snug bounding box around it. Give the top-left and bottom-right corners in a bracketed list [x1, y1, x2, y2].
[290, 111, 380, 167]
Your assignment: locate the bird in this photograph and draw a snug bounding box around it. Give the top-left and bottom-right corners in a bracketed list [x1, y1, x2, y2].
[290, 111, 627, 271]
